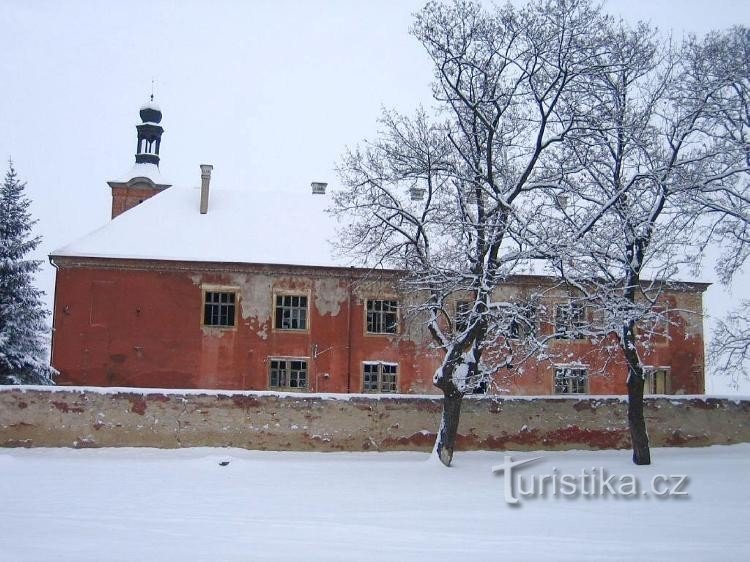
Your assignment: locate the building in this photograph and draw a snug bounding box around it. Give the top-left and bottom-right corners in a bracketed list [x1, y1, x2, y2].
[49, 103, 708, 395]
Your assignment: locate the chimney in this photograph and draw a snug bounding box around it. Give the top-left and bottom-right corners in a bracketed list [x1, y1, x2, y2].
[200, 164, 213, 214]
[311, 181, 327, 195]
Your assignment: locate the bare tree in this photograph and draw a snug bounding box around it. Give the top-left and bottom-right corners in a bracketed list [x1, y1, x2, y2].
[687, 27, 750, 284]
[681, 27, 750, 387]
[712, 306, 750, 390]
[332, 0, 607, 466]
[543, 21, 747, 464]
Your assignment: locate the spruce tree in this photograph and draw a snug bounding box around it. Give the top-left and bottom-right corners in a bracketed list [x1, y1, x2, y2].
[0, 161, 54, 384]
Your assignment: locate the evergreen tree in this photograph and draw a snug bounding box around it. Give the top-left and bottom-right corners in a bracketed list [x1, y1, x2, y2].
[0, 161, 54, 384]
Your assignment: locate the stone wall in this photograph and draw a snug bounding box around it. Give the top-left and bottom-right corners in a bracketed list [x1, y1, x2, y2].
[1, 387, 748, 451]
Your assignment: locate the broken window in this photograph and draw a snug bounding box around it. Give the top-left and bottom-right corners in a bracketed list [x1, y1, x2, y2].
[366, 299, 398, 334]
[455, 300, 472, 333]
[363, 362, 398, 393]
[554, 302, 586, 340]
[554, 367, 588, 394]
[274, 294, 308, 330]
[269, 358, 308, 390]
[508, 304, 536, 339]
[203, 291, 236, 327]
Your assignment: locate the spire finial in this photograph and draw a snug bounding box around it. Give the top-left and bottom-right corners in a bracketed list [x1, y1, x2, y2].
[150, 78, 155, 102]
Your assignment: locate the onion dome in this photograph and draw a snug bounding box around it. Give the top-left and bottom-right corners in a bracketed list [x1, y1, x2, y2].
[139, 95, 162, 124]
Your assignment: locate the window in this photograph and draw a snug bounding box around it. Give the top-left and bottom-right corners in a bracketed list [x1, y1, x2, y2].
[554, 367, 588, 394]
[363, 362, 398, 393]
[554, 302, 586, 339]
[455, 301, 472, 333]
[269, 359, 308, 390]
[644, 368, 670, 394]
[366, 299, 398, 334]
[508, 304, 536, 339]
[203, 291, 236, 327]
[274, 294, 308, 330]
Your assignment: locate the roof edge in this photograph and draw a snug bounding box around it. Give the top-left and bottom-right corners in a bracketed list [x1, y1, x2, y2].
[46, 254, 711, 292]
[107, 178, 172, 190]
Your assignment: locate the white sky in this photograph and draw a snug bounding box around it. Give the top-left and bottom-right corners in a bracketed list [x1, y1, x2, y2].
[1, 0, 748, 392]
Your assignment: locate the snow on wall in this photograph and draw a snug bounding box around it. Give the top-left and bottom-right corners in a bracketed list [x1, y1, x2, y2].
[1, 387, 748, 451]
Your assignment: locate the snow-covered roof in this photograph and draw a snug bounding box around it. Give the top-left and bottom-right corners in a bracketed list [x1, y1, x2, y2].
[112, 162, 169, 185]
[51, 186, 346, 268]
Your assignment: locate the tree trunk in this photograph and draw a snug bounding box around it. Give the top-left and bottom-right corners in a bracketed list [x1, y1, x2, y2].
[627, 367, 651, 465]
[434, 389, 463, 467]
[621, 274, 651, 466]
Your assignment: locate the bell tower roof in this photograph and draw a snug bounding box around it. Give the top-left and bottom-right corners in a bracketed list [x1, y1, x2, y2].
[107, 97, 171, 219]
[139, 96, 162, 124]
[135, 94, 164, 166]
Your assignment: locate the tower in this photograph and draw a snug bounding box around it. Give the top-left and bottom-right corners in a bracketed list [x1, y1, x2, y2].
[135, 96, 164, 165]
[107, 97, 172, 219]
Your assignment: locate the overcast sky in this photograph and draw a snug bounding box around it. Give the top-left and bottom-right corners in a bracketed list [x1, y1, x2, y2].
[1, 0, 748, 392]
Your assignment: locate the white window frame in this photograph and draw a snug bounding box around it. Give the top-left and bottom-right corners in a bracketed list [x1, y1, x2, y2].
[362, 361, 398, 393]
[554, 366, 588, 394]
[554, 302, 586, 340]
[268, 357, 309, 391]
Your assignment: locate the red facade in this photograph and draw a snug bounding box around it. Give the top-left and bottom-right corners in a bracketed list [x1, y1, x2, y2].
[51, 260, 441, 393]
[50, 257, 706, 395]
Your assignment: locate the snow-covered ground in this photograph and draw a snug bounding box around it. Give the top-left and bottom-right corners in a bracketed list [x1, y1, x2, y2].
[1, 445, 748, 561]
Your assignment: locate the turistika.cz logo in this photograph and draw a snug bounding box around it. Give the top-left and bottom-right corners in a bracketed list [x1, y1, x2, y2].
[491, 455, 689, 505]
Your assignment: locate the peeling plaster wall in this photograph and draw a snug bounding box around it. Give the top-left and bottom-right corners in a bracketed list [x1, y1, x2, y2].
[50, 259, 707, 395]
[229, 273, 274, 322]
[52, 263, 442, 393]
[2, 388, 748, 452]
[313, 278, 349, 317]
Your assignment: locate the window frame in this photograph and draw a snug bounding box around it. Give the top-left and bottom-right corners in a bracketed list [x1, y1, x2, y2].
[268, 357, 309, 391]
[272, 291, 311, 333]
[553, 366, 588, 394]
[201, 287, 239, 329]
[454, 300, 472, 334]
[553, 301, 586, 340]
[507, 303, 537, 340]
[362, 361, 399, 393]
[643, 366, 670, 395]
[364, 298, 399, 335]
